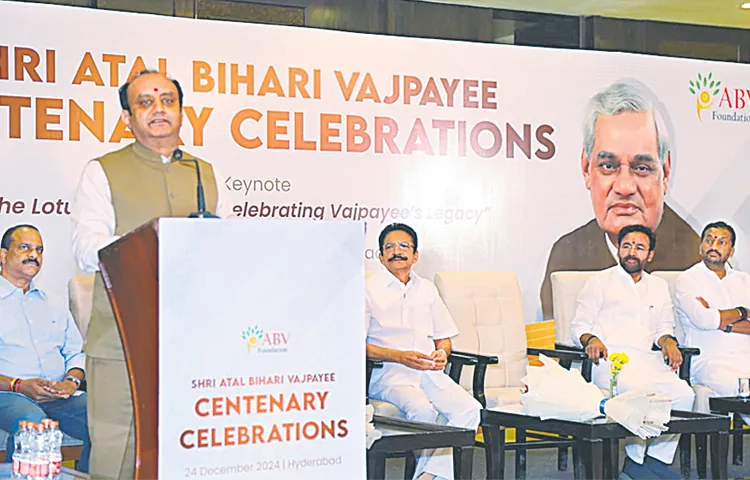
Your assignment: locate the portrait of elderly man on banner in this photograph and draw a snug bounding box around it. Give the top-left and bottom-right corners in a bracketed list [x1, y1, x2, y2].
[541, 79, 701, 320]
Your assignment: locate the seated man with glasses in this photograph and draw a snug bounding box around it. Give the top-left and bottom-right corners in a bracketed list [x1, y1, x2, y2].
[366, 223, 481, 480]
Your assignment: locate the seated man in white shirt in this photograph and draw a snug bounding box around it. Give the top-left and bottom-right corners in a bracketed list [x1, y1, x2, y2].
[675, 221, 750, 422]
[366, 223, 481, 480]
[571, 224, 693, 479]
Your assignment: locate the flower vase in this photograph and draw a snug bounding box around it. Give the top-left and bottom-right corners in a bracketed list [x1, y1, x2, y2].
[610, 378, 618, 398]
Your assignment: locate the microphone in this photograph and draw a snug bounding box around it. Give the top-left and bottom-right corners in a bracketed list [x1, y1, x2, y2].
[173, 149, 218, 219]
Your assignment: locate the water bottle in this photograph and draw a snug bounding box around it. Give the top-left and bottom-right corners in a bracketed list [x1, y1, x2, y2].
[18, 421, 34, 480]
[12, 420, 28, 479]
[25, 422, 37, 480]
[46, 421, 62, 480]
[29, 423, 48, 480]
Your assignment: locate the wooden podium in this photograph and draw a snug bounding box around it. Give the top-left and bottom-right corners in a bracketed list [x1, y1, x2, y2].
[98, 219, 160, 479]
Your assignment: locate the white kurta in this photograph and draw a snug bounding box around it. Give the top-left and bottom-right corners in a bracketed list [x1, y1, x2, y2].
[675, 262, 750, 401]
[570, 266, 694, 465]
[366, 266, 481, 480]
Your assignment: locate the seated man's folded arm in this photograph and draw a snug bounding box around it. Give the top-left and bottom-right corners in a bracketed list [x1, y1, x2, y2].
[675, 274, 742, 330]
[675, 274, 719, 330]
[720, 319, 750, 335]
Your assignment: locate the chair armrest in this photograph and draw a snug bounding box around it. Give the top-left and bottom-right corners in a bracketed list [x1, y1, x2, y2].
[649, 343, 700, 382]
[446, 351, 495, 408]
[445, 352, 478, 384]
[366, 358, 383, 400]
[527, 347, 587, 362]
[649, 343, 699, 355]
[450, 350, 498, 365]
[529, 346, 594, 382]
[678, 346, 700, 384]
[367, 359, 384, 368]
[679, 346, 700, 356]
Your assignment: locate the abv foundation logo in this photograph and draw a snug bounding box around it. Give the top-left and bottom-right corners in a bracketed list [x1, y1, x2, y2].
[689, 72, 721, 121]
[689, 72, 750, 124]
[241, 325, 265, 352]
[241, 325, 289, 354]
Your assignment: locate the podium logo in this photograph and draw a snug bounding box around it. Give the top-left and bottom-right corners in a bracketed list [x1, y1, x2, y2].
[241, 326, 265, 352]
[689, 72, 721, 121]
[241, 325, 290, 354]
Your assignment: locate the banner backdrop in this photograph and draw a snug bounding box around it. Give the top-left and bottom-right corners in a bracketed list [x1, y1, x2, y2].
[1, 1, 749, 323]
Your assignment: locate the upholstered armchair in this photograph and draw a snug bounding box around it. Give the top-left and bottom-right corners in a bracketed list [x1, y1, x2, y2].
[434, 271, 587, 474]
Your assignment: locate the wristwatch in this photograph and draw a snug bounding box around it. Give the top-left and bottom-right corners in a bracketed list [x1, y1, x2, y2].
[725, 324, 734, 333]
[64, 376, 82, 388]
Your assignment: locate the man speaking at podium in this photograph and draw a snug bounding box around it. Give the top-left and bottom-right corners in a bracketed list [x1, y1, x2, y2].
[71, 70, 231, 478]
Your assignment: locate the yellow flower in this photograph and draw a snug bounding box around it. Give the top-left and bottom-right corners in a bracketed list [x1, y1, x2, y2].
[609, 352, 629, 375]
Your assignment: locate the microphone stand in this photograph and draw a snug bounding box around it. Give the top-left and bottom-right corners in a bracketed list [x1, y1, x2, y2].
[173, 149, 218, 218]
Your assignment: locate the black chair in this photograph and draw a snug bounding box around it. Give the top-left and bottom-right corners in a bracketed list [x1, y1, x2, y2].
[365, 354, 478, 479]
[452, 347, 590, 477]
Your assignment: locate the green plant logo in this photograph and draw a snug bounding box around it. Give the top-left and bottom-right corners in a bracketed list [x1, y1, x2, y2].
[689, 73, 721, 121]
[241, 325, 264, 352]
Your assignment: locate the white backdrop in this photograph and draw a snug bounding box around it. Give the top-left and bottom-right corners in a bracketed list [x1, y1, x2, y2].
[1, 2, 749, 322]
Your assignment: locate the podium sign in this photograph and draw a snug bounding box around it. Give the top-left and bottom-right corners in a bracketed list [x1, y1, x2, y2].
[157, 219, 366, 478]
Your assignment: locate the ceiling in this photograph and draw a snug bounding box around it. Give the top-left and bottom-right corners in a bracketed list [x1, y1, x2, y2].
[424, 0, 750, 29]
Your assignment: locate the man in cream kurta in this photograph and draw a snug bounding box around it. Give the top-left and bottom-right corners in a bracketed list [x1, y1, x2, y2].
[675, 221, 750, 422]
[571, 225, 693, 479]
[367, 223, 481, 480]
[71, 70, 231, 479]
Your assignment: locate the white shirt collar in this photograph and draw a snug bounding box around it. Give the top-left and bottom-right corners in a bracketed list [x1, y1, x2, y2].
[374, 264, 415, 289]
[612, 262, 649, 284]
[697, 259, 734, 280]
[161, 155, 171, 164]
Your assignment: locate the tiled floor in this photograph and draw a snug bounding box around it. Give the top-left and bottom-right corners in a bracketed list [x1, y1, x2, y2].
[382, 435, 750, 479]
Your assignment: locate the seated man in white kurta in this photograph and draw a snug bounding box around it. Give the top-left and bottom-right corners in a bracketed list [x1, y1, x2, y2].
[675, 221, 750, 423]
[366, 223, 481, 480]
[571, 224, 693, 480]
